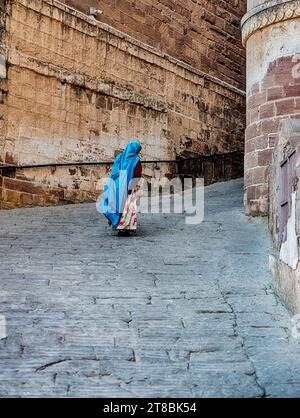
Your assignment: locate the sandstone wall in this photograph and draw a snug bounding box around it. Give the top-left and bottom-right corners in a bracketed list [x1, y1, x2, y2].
[62, 0, 246, 90]
[0, 0, 246, 208]
[242, 0, 300, 215]
[242, 0, 300, 313]
[0, 0, 7, 204]
[269, 125, 300, 314]
[247, 0, 269, 10]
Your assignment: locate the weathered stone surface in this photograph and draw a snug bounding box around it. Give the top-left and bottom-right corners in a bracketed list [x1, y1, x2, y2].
[0, 179, 300, 398]
[267, 121, 300, 314]
[242, 0, 300, 215]
[0, 0, 246, 209]
[62, 0, 246, 90]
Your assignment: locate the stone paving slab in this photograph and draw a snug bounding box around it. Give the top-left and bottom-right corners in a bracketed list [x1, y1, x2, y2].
[0, 178, 300, 397]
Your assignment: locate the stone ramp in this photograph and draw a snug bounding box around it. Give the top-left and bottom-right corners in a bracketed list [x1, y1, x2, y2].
[0, 178, 299, 397]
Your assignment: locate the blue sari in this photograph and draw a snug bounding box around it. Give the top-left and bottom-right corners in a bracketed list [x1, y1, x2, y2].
[98, 141, 142, 228]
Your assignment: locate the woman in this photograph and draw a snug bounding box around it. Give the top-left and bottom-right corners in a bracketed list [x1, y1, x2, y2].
[98, 141, 142, 235]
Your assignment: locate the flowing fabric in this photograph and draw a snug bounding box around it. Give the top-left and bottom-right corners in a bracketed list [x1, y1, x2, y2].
[116, 191, 138, 231]
[97, 141, 141, 228]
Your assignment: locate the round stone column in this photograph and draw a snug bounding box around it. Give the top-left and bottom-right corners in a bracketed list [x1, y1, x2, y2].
[242, 0, 300, 215]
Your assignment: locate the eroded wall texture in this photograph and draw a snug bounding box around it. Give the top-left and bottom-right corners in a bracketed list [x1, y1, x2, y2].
[269, 121, 300, 314]
[242, 0, 300, 313]
[62, 0, 246, 90]
[0, 0, 246, 208]
[242, 0, 300, 215]
[0, 0, 7, 203]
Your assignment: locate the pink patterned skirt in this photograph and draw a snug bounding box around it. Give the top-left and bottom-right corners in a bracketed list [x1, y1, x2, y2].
[116, 191, 138, 231]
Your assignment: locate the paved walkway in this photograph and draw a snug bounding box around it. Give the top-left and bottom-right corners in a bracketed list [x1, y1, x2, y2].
[0, 179, 300, 398]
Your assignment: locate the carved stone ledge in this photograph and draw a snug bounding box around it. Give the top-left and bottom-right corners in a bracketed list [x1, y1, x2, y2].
[242, 0, 300, 45]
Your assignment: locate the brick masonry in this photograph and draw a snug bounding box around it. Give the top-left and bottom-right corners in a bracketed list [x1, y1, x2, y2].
[62, 0, 246, 91]
[242, 1, 300, 215]
[0, 0, 246, 208]
[245, 56, 300, 215]
[242, 0, 300, 313]
[0, 0, 6, 207]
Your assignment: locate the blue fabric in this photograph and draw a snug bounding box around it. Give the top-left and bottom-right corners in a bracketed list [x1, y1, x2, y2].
[98, 141, 141, 228]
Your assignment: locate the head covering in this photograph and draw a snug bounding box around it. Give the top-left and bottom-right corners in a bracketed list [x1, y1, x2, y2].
[119, 141, 142, 170]
[97, 141, 142, 227]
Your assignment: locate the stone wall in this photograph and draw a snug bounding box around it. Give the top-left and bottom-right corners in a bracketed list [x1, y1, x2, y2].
[269, 121, 300, 314]
[247, 0, 269, 9]
[0, 0, 246, 208]
[242, 0, 300, 313]
[244, 54, 300, 215]
[62, 0, 246, 90]
[242, 0, 300, 215]
[0, 0, 7, 206]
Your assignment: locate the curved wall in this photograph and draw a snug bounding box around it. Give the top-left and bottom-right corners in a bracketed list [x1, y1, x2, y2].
[242, 0, 300, 215]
